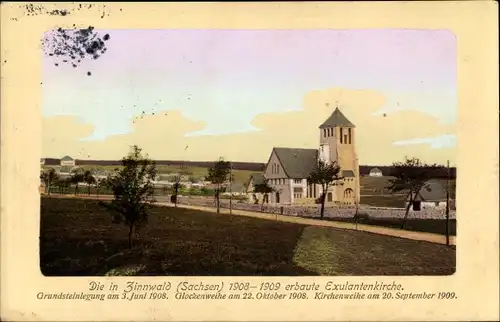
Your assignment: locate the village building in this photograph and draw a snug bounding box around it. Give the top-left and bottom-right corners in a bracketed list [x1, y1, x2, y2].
[260, 108, 360, 206]
[222, 183, 246, 196]
[369, 167, 383, 177]
[245, 173, 266, 203]
[406, 179, 449, 211]
[60, 155, 76, 167]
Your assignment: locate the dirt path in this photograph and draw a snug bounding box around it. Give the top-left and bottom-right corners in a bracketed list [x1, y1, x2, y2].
[45, 194, 456, 246]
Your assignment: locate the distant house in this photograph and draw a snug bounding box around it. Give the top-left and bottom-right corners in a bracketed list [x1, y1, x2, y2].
[245, 173, 266, 203]
[246, 173, 265, 193]
[60, 155, 75, 167]
[369, 167, 383, 177]
[222, 183, 246, 196]
[406, 179, 449, 211]
[59, 166, 74, 174]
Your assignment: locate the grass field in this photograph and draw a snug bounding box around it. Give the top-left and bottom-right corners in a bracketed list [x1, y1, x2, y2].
[359, 195, 407, 208]
[43, 164, 255, 185]
[40, 197, 456, 276]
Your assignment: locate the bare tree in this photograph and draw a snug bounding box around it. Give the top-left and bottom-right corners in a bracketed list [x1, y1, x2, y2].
[171, 174, 183, 207]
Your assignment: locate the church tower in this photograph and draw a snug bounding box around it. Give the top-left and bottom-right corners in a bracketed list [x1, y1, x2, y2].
[318, 107, 360, 205]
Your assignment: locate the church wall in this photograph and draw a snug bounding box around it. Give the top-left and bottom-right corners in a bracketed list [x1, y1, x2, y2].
[263, 151, 291, 204]
[263, 150, 285, 180]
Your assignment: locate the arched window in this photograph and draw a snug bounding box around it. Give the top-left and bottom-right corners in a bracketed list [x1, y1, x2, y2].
[344, 188, 354, 199]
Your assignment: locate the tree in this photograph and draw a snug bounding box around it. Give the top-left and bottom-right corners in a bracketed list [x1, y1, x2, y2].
[253, 181, 274, 211]
[307, 160, 344, 219]
[94, 176, 107, 197]
[55, 177, 71, 194]
[171, 174, 183, 207]
[206, 157, 231, 214]
[83, 169, 96, 195]
[388, 157, 445, 229]
[40, 168, 59, 195]
[101, 145, 157, 249]
[70, 168, 85, 195]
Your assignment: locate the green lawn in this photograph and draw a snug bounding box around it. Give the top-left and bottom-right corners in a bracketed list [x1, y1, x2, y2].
[359, 194, 407, 208]
[40, 197, 456, 276]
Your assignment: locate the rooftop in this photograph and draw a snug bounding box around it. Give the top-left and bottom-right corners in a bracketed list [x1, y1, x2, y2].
[272, 147, 318, 179]
[60, 155, 74, 161]
[319, 108, 355, 129]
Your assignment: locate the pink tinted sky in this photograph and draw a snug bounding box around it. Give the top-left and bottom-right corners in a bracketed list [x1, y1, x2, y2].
[42, 29, 456, 144]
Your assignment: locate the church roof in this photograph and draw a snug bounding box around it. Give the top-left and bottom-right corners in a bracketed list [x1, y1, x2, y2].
[319, 108, 355, 129]
[272, 147, 318, 179]
[60, 155, 74, 161]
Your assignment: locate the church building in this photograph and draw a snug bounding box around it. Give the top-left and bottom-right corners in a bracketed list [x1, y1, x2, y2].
[261, 108, 360, 206]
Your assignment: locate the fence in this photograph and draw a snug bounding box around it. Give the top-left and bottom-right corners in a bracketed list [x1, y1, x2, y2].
[174, 195, 456, 220]
[45, 185, 456, 221]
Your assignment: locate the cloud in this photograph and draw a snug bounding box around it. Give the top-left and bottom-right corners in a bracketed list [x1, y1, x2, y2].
[393, 134, 456, 149]
[43, 87, 456, 165]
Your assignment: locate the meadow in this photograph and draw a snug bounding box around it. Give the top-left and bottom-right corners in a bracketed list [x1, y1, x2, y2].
[43, 164, 255, 186]
[40, 197, 456, 276]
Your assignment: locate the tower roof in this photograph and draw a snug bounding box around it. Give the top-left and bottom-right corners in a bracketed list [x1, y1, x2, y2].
[319, 108, 355, 129]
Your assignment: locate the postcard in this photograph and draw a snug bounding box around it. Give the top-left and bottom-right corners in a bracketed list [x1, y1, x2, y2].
[1, 2, 498, 321]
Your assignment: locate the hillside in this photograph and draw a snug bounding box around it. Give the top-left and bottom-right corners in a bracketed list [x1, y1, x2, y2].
[43, 158, 266, 172]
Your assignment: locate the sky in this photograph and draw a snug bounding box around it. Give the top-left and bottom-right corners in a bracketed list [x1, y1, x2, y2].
[42, 29, 457, 165]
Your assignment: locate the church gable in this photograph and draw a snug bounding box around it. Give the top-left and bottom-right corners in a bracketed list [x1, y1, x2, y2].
[264, 149, 287, 179]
